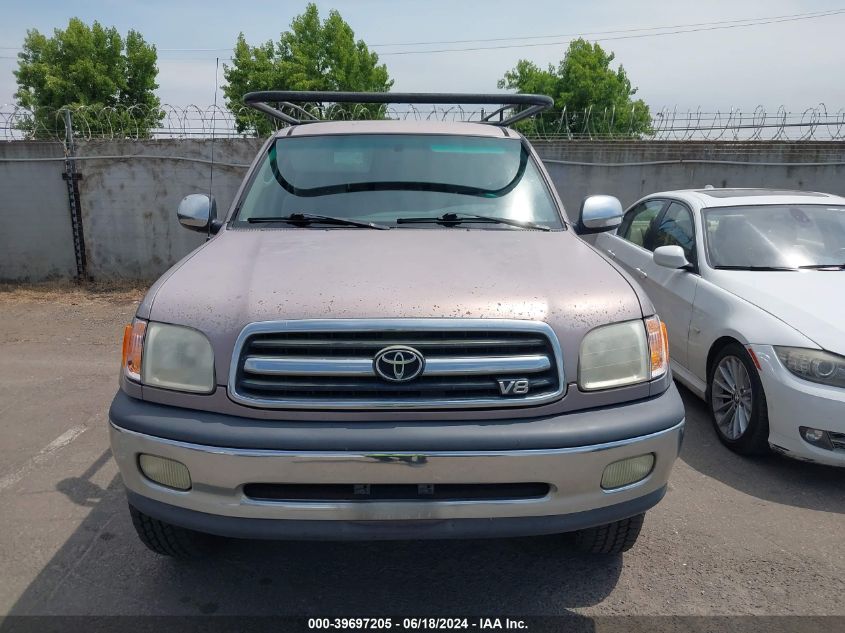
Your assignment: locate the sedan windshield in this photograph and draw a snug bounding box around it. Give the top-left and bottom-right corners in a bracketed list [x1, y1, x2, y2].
[704, 204, 845, 269]
[233, 134, 563, 228]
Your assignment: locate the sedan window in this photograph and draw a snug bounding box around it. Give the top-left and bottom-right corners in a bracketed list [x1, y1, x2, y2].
[652, 202, 697, 263]
[618, 200, 664, 250]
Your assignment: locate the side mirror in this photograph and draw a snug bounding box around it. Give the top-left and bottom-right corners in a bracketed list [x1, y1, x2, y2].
[577, 195, 623, 234]
[177, 194, 217, 233]
[653, 245, 691, 269]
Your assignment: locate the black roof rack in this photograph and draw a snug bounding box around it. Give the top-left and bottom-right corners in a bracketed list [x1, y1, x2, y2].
[243, 91, 553, 127]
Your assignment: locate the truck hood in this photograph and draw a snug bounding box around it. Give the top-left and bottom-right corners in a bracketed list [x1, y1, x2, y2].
[712, 271, 845, 355]
[145, 228, 644, 383]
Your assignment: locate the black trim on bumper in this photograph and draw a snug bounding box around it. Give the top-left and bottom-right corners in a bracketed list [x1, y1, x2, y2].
[127, 486, 666, 541]
[109, 384, 684, 452]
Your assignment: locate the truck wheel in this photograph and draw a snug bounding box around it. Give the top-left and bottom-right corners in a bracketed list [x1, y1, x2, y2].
[707, 343, 769, 455]
[129, 504, 218, 558]
[572, 513, 644, 554]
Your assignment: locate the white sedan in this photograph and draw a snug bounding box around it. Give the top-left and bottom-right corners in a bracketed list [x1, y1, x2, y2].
[588, 188, 845, 466]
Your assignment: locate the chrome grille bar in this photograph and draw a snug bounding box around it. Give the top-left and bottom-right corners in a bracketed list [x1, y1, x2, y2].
[428, 355, 551, 376]
[244, 357, 373, 376]
[248, 337, 548, 350]
[243, 355, 551, 377]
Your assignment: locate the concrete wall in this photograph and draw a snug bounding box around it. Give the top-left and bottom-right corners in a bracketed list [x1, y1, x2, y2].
[1, 138, 844, 281]
[0, 142, 77, 281]
[532, 141, 845, 221]
[76, 139, 264, 279]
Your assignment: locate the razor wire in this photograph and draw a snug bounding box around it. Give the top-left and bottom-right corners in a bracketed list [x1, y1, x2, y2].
[2, 103, 845, 142]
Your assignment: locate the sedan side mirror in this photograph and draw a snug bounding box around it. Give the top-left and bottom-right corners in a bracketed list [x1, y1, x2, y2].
[577, 195, 623, 234]
[653, 245, 691, 269]
[178, 193, 218, 233]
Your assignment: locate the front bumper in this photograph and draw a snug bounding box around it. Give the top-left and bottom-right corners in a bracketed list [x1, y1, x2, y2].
[109, 387, 685, 539]
[750, 345, 845, 467]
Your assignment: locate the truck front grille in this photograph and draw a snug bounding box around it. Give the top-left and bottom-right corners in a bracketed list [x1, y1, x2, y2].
[228, 319, 564, 410]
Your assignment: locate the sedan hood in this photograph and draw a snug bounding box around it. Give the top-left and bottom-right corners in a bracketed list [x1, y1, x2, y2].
[145, 228, 644, 382]
[714, 271, 845, 354]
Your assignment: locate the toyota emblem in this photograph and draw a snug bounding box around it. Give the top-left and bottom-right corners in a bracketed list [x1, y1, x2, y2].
[373, 346, 425, 383]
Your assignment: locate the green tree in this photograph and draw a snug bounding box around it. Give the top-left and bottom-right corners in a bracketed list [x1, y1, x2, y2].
[498, 39, 651, 138]
[14, 18, 162, 138]
[224, 3, 393, 135]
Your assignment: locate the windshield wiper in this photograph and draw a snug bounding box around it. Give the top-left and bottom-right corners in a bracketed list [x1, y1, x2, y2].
[395, 212, 551, 231]
[797, 263, 845, 270]
[247, 213, 390, 230]
[714, 265, 798, 271]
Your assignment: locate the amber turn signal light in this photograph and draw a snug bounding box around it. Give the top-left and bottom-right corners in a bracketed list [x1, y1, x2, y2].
[122, 320, 147, 381]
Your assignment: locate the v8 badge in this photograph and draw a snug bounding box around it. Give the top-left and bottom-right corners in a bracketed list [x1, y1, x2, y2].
[497, 378, 530, 396]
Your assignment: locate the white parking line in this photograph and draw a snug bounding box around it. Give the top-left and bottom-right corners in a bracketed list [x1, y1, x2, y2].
[0, 424, 88, 492]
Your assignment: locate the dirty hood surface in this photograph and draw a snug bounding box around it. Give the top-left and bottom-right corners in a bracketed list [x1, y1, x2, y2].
[147, 228, 643, 382]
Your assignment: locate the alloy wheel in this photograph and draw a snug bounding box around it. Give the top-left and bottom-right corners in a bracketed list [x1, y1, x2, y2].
[710, 355, 754, 440]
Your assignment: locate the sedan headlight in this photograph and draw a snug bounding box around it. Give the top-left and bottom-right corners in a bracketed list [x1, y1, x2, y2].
[579, 316, 668, 391]
[775, 347, 845, 389]
[122, 319, 215, 393]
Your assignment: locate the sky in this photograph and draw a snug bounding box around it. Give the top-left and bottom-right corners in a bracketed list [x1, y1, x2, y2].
[1, 0, 844, 113]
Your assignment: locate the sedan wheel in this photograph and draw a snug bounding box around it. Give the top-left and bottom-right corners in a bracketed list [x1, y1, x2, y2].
[706, 343, 770, 455]
[711, 355, 754, 440]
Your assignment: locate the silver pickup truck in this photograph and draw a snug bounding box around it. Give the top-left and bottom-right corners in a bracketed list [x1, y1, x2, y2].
[110, 92, 684, 558]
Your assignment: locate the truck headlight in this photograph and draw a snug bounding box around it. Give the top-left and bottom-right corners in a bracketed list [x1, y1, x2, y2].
[579, 316, 668, 391]
[775, 347, 845, 389]
[121, 319, 215, 393]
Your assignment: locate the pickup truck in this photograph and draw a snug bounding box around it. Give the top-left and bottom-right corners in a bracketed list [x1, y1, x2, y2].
[109, 92, 685, 558]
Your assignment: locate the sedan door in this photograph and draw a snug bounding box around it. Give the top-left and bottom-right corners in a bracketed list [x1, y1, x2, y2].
[597, 199, 700, 368]
[596, 197, 665, 286]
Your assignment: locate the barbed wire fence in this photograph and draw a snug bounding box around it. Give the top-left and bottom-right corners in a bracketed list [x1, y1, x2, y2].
[2, 103, 845, 142]
[3, 100, 844, 283]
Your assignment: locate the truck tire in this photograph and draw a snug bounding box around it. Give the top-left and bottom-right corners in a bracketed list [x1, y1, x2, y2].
[129, 504, 218, 558]
[572, 513, 644, 554]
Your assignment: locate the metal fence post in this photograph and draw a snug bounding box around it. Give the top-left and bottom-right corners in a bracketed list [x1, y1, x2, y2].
[61, 108, 88, 280]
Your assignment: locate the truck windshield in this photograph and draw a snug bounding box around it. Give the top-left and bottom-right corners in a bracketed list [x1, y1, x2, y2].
[233, 134, 563, 228]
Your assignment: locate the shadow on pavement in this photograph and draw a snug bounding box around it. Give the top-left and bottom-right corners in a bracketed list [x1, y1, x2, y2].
[7, 457, 623, 616]
[55, 449, 112, 508]
[677, 382, 845, 514]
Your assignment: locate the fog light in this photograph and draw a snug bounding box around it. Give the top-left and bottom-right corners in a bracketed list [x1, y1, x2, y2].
[601, 454, 655, 490]
[799, 427, 834, 450]
[138, 454, 192, 490]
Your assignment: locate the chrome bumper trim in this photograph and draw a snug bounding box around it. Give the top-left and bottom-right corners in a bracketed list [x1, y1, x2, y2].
[111, 419, 683, 522]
